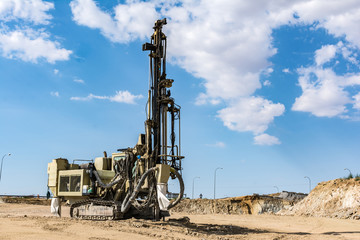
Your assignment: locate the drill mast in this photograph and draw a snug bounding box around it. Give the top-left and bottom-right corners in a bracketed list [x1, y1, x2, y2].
[143, 18, 183, 170]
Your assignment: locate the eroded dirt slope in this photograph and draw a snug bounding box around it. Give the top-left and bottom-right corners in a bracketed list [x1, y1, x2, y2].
[281, 178, 360, 219]
[171, 192, 306, 215]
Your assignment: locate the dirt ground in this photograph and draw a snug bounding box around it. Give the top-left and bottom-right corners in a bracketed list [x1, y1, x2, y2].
[1, 203, 360, 240]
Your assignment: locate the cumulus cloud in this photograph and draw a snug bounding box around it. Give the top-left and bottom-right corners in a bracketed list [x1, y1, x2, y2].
[292, 68, 349, 117]
[53, 69, 59, 75]
[353, 93, 360, 110]
[292, 66, 360, 117]
[315, 44, 337, 66]
[303, 2, 360, 49]
[217, 97, 285, 135]
[254, 133, 281, 146]
[68, 0, 287, 144]
[263, 80, 271, 86]
[0, 29, 72, 63]
[282, 68, 290, 73]
[267, 1, 360, 49]
[162, 1, 287, 144]
[0, 0, 53, 24]
[293, 41, 360, 118]
[0, 0, 72, 63]
[109, 90, 143, 103]
[71, 90, 143, 104]
[69, 0, 360, 144]
[70, 0, 158, 43]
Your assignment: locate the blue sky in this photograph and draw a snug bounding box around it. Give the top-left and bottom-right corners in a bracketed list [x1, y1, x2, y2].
[0, 0, 360, 199]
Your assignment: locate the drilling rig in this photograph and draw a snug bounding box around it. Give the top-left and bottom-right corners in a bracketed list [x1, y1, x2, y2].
[47, 19, 184, 220]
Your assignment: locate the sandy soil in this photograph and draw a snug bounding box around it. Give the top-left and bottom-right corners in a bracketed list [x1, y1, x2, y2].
[1, 203, 360, 240]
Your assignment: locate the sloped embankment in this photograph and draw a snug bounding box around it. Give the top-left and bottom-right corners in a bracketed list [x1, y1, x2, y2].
[280, 178, 360, 219]
[171, 192, 306, 215]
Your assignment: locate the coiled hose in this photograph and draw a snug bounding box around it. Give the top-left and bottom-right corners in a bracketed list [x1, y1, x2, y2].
[167, 167, 184, 209]
[93, 165, 185, 214]
[121, 167, 158, 213]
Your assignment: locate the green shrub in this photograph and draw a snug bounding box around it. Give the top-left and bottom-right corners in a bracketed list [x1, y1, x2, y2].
[345, 173, 354, 179]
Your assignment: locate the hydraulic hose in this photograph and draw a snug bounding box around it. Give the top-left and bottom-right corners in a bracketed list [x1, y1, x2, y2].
[121, 167, 158, 213]
[93, 170, 122, 189]
[167, 167, 184, 209]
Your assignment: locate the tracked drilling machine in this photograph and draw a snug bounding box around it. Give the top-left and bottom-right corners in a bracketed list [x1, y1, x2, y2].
[47, 19, 184, 220]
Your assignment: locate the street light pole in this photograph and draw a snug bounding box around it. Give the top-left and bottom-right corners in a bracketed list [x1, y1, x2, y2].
[344, 168, 352, 177]
[0, 153, 11, 182]
[192, 177, 200, 199]
[304, 176, 311, 193]
[214, 167, 223, 199]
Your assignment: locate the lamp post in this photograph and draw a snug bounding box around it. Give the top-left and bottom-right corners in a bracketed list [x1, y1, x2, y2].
[344, 168, 352, 177]
[304, 176, 311, 193]
[0, 153, 11, 182]
[214, 167, 223, 199]
[192, 177, 200, 199]
[274, 186, 279, 193]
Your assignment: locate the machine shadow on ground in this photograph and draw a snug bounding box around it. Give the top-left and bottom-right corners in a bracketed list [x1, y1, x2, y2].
[163, 217, 313, 237]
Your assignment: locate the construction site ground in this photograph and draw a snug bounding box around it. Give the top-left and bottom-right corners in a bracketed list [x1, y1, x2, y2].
[1, 202, 360, 240]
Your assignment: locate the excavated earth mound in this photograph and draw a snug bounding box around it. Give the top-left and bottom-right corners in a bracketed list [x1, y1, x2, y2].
[280, 178, 360, 219]
[0, 197, 50, 205]
[171, 192, 306, 215]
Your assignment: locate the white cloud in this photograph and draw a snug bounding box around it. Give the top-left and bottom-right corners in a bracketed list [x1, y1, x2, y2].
[282, 68, 290, 73]
[71, 90, 143, 104]
[306, 3, 360, 49]
[292, 66, 360, 117]
[69, 0, 287, 144]
[264, 68, 274, 76]
[266, 1, 360, 49]
[293, 40, 360, 118]
[0, 0, 53, 24]
[70, 0, 159, 43]
[254, 133, 281, 146]
[69, 0, 360, 143]
[315, 44, 337, 66]
[217, 97, 285, 135]
[74, 78, 85, 84]
[53, 69, 59, 75]
[206, 141, 226, 148]
[195, 93, 221, 106]
[50, 91, 59, 97]
[339, 43, 359, 66]
[70, 93, 106, 101]
[353, 93, 360, 110]
[166, 5, 275, 102]
[0, 0, 72, 63]
[0, 29, 72, 63]
[109, 90, 143, 103]
[263, 80, 271, 86]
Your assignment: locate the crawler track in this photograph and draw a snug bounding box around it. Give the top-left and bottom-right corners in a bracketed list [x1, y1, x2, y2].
[70, 199, 122, 220]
